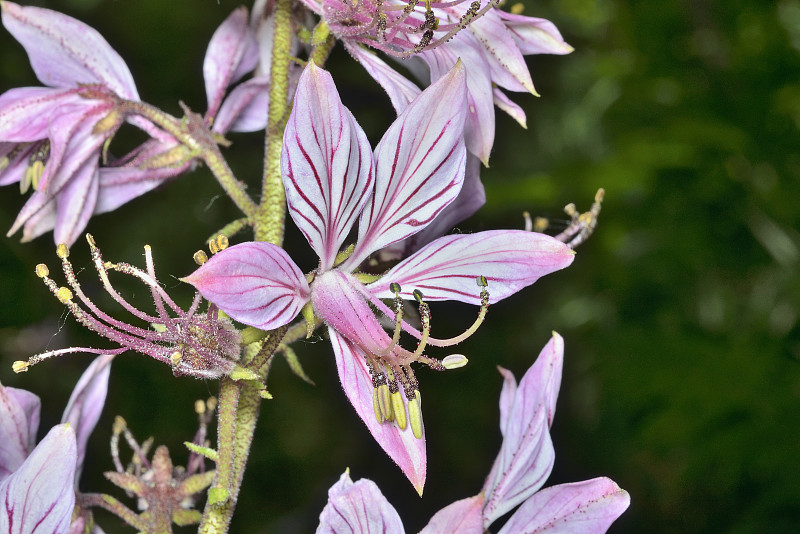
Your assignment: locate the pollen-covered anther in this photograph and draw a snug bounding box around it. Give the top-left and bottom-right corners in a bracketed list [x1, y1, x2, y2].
[408, 390, 423, 439]
[391, 390, 408, 430]
[56, 286, 74, 303]
[193, 250, 208, 266]
[170, 351, 183, 367]
[35, 263, 49, 278]
[56, 243, 69, 259]
[377, 383, 393, 422]
[194, 399, 206, 415]
[12, 360, 29, 373]
[215, 234, 229, 251]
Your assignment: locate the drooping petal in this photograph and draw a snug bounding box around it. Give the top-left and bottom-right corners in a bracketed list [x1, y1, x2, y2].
[468, 9, 536, 94]
[0, 424, 77, 534]
[1, 2, 138, 99]
[420, 33, 494, 165]
[495, 12, 574, 56]
[53, 158, 100, 246]
[282, 63, 374, 271]
[369, 231, 574, 305]
[182, 242, 310, 331]
[496, 366, 517, 438]
[212, 76, 269, 134]
[419, 494, 484, 534]
[496, 478, 630, 534]
[0, 385, 40, 480]
[482, 333, 564, 526]
[327, 328, 427, 494]
[493, 88, 527, 128]
[344, 43, 421, 114]
[15, 194, 55, 242]
[204, 6, 259, 120]
[346, 61, 468, 268]
[0, 86, 80, 142]
[316, 471, 406, 534]
[61, 354, 113, 486]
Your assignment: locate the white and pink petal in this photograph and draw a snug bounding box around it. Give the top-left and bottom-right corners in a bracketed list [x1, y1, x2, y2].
[1, 2, 138, 98]
[182, 242, 310, 331]
[496, 478, 630, 534]
[344, 43, 422, 115]
[369, 231, 574, 305]
[347, 61, 468, 268]
[496, 12, 574, 56]
[0, 385, 40, 480]
[419, 495, 484, 534]
[316, 471, 406, 534]
[282, 64, 374, 271]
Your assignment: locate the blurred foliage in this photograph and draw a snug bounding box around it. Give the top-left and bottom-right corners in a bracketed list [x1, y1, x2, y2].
[1, 0, 799, 533]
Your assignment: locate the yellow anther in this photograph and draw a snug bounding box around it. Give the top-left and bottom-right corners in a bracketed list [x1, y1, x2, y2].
[12, 360, 29, 373]
[564, 202, 578, 217]
[533, 216, 549, 232]
[476, 275, 488, 288]
[408, 391, 423, 439]
[373, 388, 384, 424]
[413, 289, 424, 303]
[595, 188, 606, 203]
[0, 155, 8, 171]
[208, 238, 219, 254]
[391, 391, 407, 430]
[442, 354, 468, 369]
[206, 397, 218, 411]
[56, 243, 70, 259]
[194, 399, 206, 415]
[215, 234, 229, 251]
[56, 286, 73, 303]
[511, 2, 525, 14]
[170, 351, 182, 366]
[86, 233, 96, 247]
[112, 415, 127, 434]
[193, 250, 208, 265]
[35, 263, 49, 278]
[378, 384, 393, 422]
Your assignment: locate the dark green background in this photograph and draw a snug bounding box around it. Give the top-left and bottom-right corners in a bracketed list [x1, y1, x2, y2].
[1, 1, 799, 532]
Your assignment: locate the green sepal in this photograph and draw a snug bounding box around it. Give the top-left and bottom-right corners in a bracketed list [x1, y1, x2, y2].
[281, 345, 315, 385]
[241, 326, 269, 346]
[229, 365, 260, 382]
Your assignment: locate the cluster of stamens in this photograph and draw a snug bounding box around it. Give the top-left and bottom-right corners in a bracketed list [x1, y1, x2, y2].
[526, 188, 605, 249]
[366, 275, 489, 438]
[327, 0, 501, 58]
[14, 234, 241, 379]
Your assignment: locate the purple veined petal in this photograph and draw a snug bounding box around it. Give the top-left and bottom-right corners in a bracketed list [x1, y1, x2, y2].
[420, 33, 494, 165]
[497, 478, 630, 534]
[281, 64, 374, 271]
[61, 354, 113, 486]
[0, 385, 40, 480]
[53, 158, 100, 246]
[368, 231, 574, 305]
[14, 193, 56, 242]
[482, 333, 564, 526]
[495, 12, 574, 56]
[204, 6, 259, 121]
[182, 242, 310, 330]
[327, 328, 427, 495]
[1, 2, 138, 99]
[344, 43, 422, 114]
[213, 76, 270, 134]
[345, 61, 468, 269]
[316, 470, 406, 534]
[468, 9, 536, 94]
[0, 424, 77, 534]
[419, 495, 484, 534]
[0, 86, 80, 141]
[494, 88, 527, 128]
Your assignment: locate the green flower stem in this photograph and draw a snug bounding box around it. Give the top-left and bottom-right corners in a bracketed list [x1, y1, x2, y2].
[254, 0, 294, 245]
[119, 100, 258, 218]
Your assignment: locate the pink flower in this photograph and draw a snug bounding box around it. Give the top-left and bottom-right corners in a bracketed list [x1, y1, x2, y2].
[0, 354, 113, 534]
[316, 334, 630, 534]
[303, 0, 573, 163]
[0, 2, 141, 245]
[185, 62, 574, 493]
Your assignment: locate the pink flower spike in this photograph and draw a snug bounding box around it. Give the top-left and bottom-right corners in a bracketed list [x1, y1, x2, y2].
[0, 385, 40, 480]
[281, 63, 375, 271]
[369, 231, 575, 305]
[316, 470, 406, 534]
[347, 60, 468, 267]
[182, 242, 311, 331]
[1, 1, 137, 99]
[497, 478, 631, 534]
[419, 494, 485, 534]
[61, 354, 113, 486]
[0, 424, 77, 534]
[482, 333, 564, 525]
[204, 6, 259, 121]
